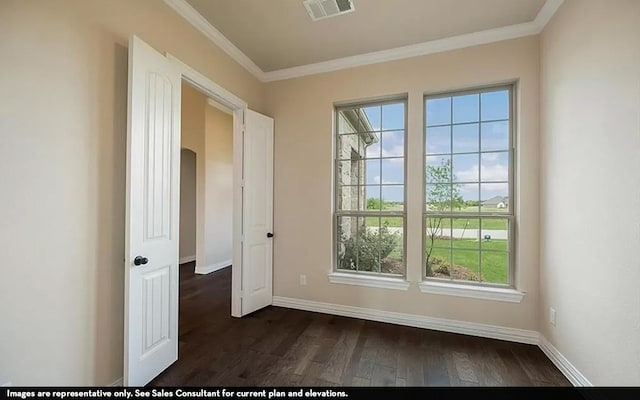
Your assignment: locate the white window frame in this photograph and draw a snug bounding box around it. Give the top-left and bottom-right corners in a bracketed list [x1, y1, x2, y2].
[422, 84, 517, 290]
[332, 97, 408, 285]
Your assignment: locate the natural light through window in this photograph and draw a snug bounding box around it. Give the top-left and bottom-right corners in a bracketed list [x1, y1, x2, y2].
[335, 99, 406, 276]
[424, 86, 514, 286]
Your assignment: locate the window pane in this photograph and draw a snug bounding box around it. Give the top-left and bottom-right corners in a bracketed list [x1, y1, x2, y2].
[426, 97, 451, 126]
[337, 134, 362, 160]
[337, 216, 358, 271]
[382, 159, 403, 184]
[382, 103, 405, 130]
[480, 183, 509, 212]
[452, 123, 479, 153]
[452, 250, 480, 281]
[357, 217, 380, 273]
[426, 126, 451, 154]
[337, 160, 356, 186]
[453, 94, 479, 123]
[382, 186, 404, 210]
[453, 153, 478, 182]
[362, 105, 381, 131]
[452, 218, 480, 249]
[337, 216, 358, 241]
[425, 217, 451, 278]
[458, 183, 479, 212]
[481, 251, 509, 284]
[480, 152, 509, 182]
[481, 121, 509, 152]
[365, 159, 380, 185]
[365, 186, 381, 211]
[481, 90, 509, 121]
[381, 131, 404, 157]
[337, 186, 359, 211]
[380, 217, 403, 275]
[426, 155, 451, 183]
[426, 184, 451, 212]
[365, 139, 381, 158]
[480, 218, 509, 246]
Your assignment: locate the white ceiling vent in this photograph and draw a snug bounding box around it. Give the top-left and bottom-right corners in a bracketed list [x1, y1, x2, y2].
[303, 0, 354, 21]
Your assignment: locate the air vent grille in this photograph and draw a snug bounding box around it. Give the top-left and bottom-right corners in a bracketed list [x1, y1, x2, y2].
[303, 0, 354, 21]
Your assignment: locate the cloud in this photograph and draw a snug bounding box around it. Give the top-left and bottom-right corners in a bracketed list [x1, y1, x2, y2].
[373, 176, 402, 185]
[455, 163, 508, 182]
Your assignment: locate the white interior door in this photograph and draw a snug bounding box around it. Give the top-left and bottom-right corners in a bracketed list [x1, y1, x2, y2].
[241, 110, 274, 315]
[124, 35, 181, 386]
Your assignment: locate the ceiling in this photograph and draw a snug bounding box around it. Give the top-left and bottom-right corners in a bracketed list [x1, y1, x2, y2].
[185, 0, 547, 72]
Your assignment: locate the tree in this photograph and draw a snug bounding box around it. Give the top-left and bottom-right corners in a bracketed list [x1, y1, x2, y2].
[425, 159, 463, 276]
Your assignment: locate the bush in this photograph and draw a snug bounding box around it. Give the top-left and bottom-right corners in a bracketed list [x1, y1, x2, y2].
[339, 222, 398, 271]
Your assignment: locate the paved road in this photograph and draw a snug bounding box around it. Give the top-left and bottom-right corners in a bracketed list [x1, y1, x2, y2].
[369, 227, 508, 240]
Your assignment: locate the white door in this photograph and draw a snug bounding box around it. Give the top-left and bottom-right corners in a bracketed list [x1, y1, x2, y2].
[124, 36, 181, 386]
[241, 110, 274, 315]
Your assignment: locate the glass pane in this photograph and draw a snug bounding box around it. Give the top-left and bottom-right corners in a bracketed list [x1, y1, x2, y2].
[451, 250, 480, 281]
[453, 94, 479, 124]
[337, 216, 358, 241]
[426, 184, 452, 212]
[426, 97, 451, 127]
[365, 186, 381, 211]
[452, 124, 479, 153]
[362, 105, 381, 131]
[452, 218, 480, 249]
[481, 121, 509, 152]
[365, 159, 380, 185]
[337, 160, 356, 186]
[426, 155, 451, 183]
[382, 102, 405, 130]
[381, 131, 404, 157]
[453, 153, 478, 182]
[357, 217, 380, 273]
[426, 126, 451, 154]
[380, 217, 403, 275]
[480, 152, 509, 182]
[382, 159, 403, 184]
[337, 134, 362, 160]
[337, 185, 359, 211]
[480, 218, 509, 248]
[481, 251, 509, 284]
[480, 183, 509, 212]
[458, 183, 479, 212]
[425, 217, 451, 278]
[365, 140, 381, 158]
[382, 186, 404, 210]
[481, 90, 509, 121]
[337, 216, 358, 271]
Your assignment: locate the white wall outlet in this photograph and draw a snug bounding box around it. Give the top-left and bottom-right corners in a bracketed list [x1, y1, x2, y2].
[549, 307, 557, 326]
[299, 274, 307, 286]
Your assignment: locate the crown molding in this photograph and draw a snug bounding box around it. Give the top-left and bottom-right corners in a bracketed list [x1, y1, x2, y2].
[162, 0, 266, 80]
[164, 0, 564, 83]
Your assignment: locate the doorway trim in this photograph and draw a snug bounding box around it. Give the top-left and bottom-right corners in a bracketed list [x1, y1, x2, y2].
[166, 53, 246, 317]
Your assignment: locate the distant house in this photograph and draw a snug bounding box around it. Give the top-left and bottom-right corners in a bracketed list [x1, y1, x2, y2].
[482, 196, 509, 209]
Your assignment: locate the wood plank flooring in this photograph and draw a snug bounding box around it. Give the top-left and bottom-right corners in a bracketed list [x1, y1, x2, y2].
[148, 263, 570, 387]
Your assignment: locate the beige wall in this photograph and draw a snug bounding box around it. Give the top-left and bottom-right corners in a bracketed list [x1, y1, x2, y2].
[179, 149, 197, 260]
[0, 0, 262, 386]
[540, 0, 640, 385]
[264, 36, 541, 330]
[203, 105, 234, 269]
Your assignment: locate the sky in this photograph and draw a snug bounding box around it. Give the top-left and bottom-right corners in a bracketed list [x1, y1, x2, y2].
[352, 89, 510, 203]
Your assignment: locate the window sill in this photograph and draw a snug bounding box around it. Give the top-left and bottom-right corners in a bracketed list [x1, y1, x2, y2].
[418, 280, 524, 303]
[328, 272, 410, 291]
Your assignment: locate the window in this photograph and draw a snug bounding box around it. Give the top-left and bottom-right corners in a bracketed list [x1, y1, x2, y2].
[334, 99, 406, 276]
[424, 86, 514, 286]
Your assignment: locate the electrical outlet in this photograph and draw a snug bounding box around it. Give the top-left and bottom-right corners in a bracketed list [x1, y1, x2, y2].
[299, 274, 307, 286]
[549, 307, 557, 326]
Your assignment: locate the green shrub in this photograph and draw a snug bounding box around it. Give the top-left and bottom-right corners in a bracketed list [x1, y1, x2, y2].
[339, 222, 398, 271]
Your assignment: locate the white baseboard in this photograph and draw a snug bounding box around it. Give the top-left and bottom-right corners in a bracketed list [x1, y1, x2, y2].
[195, 259, 231, 275]
[179, 255, 196, 264]
[272, 296, 539, 344]
[538, 336, 592, 386]
[109, 377, 123, 387]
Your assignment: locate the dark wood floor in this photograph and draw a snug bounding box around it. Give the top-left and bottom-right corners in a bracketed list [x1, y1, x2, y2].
[149, 263, 570, 387]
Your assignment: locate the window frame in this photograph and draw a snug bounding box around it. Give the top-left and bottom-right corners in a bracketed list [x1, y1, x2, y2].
[422, 84, 516, 288]
[333, 97, 409, 278]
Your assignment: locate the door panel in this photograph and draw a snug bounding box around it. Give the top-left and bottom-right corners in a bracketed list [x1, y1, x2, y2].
[125, 35, 181, 386]
[241, 110, 274, 315]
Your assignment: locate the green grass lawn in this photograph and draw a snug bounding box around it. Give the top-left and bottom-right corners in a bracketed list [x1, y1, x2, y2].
[426, 238, 508, 284]
[365, 215, 508, 230]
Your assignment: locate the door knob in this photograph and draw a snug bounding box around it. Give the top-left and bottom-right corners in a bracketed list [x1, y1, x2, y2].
[134, 256, 149, 266]
[266, 232, 274, 238]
